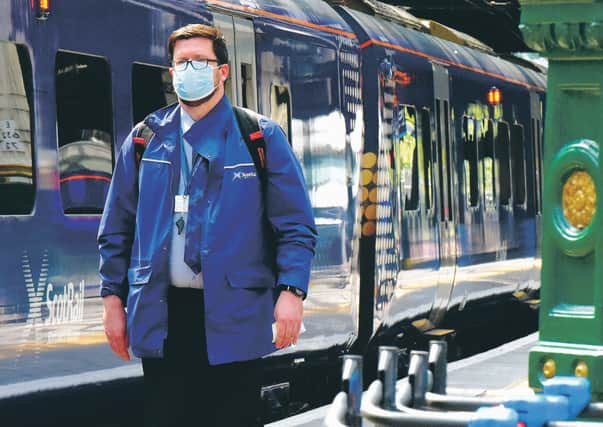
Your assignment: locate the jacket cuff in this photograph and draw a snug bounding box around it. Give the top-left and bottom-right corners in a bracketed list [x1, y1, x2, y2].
[276, 271, 310, 295]
[100, 283, 128, 306]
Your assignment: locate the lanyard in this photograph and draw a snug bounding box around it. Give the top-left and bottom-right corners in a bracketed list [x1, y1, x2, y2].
[179, 131, 193, 195]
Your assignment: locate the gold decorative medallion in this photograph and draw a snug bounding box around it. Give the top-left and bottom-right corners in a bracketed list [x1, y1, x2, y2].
[562, 170, 596, 229]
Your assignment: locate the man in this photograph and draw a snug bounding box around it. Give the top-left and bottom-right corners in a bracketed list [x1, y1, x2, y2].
[98, 23, 316, 426]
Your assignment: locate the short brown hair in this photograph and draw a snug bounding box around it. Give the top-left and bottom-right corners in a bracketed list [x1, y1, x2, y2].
[167, 24, 228, 65]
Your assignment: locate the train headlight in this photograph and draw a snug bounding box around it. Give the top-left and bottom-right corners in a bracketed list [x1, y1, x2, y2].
[34, 0, 50, 20]
[562, 170, 596, 229]
[487, 86, 502, 106]
[575, 360, 589, 377]
[543, 358, 556, 378]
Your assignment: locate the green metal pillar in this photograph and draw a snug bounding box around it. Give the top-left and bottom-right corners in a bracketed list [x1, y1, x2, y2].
[520, 0, 603, 400]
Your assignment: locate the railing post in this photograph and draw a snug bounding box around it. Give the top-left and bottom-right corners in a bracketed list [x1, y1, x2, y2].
[377, 346, 399, 410]
[429, 340, 448, 394]
[341, 355, 363, 426]
[408, 350, 429, 408]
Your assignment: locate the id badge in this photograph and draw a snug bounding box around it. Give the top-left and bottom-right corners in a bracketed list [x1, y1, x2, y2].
[174, 195, 189, 213]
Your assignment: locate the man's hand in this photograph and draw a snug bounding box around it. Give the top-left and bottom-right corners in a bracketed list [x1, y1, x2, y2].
[102, 295, 131, 361]
[274, 290, 303, 349]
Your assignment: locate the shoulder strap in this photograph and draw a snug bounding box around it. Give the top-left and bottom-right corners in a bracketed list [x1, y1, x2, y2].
[132, 121, 154, 168]
[232, 106, 267, 189]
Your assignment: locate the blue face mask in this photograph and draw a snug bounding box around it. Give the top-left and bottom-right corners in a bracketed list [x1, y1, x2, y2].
[173, 65, 218, 102]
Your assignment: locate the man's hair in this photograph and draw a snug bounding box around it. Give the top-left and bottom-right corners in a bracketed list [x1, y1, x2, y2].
[167, 24, 229, 66]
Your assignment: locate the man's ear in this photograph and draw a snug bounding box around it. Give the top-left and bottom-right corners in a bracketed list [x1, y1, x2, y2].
[219, 63, 230, 84]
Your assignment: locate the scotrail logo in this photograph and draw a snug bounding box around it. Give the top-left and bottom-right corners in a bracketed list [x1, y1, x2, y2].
[21, 249, 85, 327]
[233, 171, 257, 181]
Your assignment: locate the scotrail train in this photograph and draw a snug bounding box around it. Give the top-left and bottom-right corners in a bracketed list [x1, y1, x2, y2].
[0, 0, 545, 423]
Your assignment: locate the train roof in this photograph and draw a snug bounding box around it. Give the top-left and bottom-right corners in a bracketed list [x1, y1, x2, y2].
[340, 6, 546, 92]
[205, 0, 356, 38]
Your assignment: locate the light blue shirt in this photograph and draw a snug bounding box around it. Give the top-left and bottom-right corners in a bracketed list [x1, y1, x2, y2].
[169, 108, 203, 288]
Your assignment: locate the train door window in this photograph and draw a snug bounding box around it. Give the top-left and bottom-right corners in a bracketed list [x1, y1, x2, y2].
[270, 84, 291, 141]
[233, 17, 257, 111]
[0, 42, 35, 215]
[420, 108, 432, 211]
[496, 121, 511, 206]
[462, 116, 478, 208]
[435, 100, 445, 221]
[214, 14, 237, 102]
[511, 123, 526, 206]
[442, 100, 453, 221]
[479, 119, 495, 207]
[132, 63, 176, 124]
[56, 51, 113, 215]
[393, 105, 419, 211]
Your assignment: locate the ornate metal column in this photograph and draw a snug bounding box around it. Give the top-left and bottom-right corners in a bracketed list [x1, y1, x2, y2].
[520, 0, 603, 400]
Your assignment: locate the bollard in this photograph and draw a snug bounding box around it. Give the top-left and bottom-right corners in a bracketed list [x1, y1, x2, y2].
[429, 340, 448, 394]
[341, 355, 363, 427]
[377, 346, 399, 411]
[408, 350, 429, 408]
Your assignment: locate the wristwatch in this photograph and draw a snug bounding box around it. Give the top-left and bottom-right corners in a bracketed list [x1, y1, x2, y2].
[277, 284, 306, 300]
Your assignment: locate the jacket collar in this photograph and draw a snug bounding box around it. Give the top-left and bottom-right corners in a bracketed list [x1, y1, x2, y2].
[183, 96, 231, 162]
[145, 96, 232, 163]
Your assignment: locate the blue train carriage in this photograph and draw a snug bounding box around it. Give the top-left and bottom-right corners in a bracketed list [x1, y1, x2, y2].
[0, 0, 363, 417]
[336, 4, 545, 359]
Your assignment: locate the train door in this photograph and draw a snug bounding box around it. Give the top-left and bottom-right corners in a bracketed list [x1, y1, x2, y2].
[430, 63, 457, 325]
[213, 15, 257, 110]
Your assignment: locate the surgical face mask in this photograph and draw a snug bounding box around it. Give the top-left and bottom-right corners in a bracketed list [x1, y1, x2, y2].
[172, 62, 219, 102]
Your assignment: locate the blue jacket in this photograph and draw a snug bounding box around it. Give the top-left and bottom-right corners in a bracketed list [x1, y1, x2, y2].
[98, 97, 317, 364]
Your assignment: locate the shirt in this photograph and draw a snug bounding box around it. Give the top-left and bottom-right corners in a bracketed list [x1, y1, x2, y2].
[169, 108, 204, 288]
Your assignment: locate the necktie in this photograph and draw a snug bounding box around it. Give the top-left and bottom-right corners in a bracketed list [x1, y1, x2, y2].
[183, 154, 207, 274]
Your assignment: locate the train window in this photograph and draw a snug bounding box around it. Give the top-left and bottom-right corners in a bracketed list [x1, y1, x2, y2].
[132, 63, 176, 125]
[0, 42, 35, 215]
[511, 124, 526, 206]
[479, 119, 495, 207]
[270, 84, 291, 142]
[241, 63, 255, 110]
[496, 121, 511, 206]
[462, 116, 478, 208]
[393, 105, 419, 211]
[55, 51, 113, 215]
[420, 108, 432, 211]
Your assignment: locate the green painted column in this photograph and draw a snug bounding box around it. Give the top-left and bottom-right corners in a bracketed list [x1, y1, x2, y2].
[520, 0, 603, 400]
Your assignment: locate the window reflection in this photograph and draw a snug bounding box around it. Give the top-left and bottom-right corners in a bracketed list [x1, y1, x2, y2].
[56, 51, 113, 214]
[393, 105, 419, 211]
[270, 84, 291, 141]
[0, 42, 34, 215]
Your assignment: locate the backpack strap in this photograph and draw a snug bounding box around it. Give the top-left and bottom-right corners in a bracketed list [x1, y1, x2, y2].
[232, 106, 267, 189]
[132, 121, 154, 167]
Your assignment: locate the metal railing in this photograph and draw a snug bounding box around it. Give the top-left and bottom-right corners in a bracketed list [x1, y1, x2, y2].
[326, 341, 603, 426]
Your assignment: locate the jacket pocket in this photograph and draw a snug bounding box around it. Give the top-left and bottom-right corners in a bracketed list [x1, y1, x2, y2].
[226, 269, 275, 289]
[128, 263, 152, 285]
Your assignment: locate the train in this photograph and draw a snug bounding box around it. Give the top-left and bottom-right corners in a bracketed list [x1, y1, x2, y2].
[0, 0, 545, 423]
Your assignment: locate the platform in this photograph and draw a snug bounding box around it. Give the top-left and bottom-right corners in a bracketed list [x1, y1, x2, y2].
[267, 332, 539, 426]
